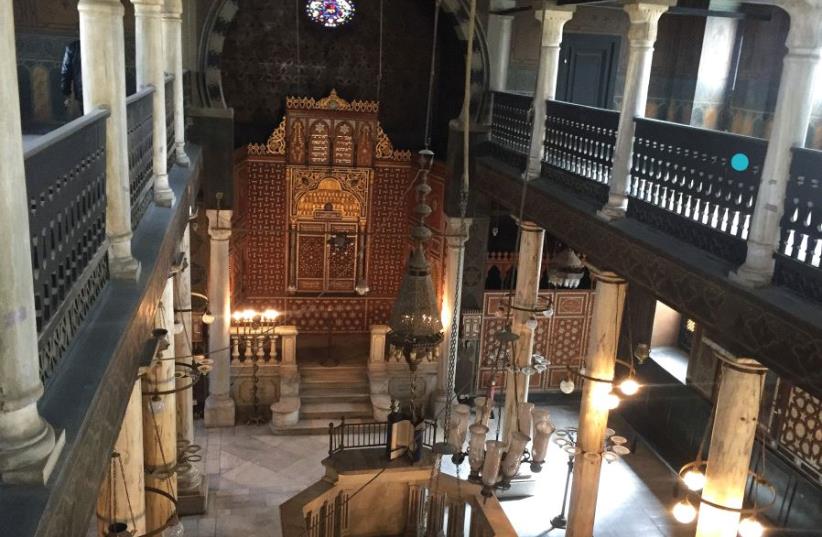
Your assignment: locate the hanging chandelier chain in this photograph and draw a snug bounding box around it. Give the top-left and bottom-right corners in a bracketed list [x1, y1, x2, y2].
[424, 0, 442, 149]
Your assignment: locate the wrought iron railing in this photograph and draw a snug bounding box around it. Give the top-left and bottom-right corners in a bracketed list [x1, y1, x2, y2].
[488, 91, 532, 170]
[328, 418, 438, 456]
[775, 147, 822, 303]
[627, 118, 765, 265]
[165, 74, 175, 169]
[543, 99, 619, 204]
[126, 87, 155, 229]
[24, 109, 111, 382]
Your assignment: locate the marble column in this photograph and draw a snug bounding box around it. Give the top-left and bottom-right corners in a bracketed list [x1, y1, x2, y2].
[172, 225, 201, 496]
[600, 1, 673, 220]
[96, 379, 146, 535]
[487, 0, 516, 91]
[501, 222, 545, 443]
[732, 3, 822, 286]
[369, 325, 390, 366]
[526, 5, 575, 179]
[566, 269, 627, 537]
[143, 277, 178, 533]
[271, 325, 300, 429]
[434, 217, 471, 420]
[132, 0, 175, 207]
[0, 0, 64, 485]
[205, 209, 235, 427]
[162, 0, 189, 166]
[79, 0, 141, 280]
[695, 345, 765, 537]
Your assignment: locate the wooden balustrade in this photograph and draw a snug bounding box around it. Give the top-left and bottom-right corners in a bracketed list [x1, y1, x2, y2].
[543, 100, 619, 204]
[775, 147, 822, 303]
[488, 91, 533, 169]
[126, 87, 155, 229]
[24, 109, 111, 383]
[627, 118, 766, 265]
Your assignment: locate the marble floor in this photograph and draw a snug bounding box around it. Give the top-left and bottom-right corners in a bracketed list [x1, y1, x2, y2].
[177, 402, 693, 537]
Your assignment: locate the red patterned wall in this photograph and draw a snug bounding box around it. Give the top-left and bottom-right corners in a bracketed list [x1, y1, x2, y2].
[476, 290, 595, 391]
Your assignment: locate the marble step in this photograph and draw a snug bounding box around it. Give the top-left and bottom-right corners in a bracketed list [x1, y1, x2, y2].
[270, 417, 373, 436]
[300, 392, 371, 404]
[300, 382, 370, 395]
[299, 401, 373, 420]
[300, 372, 369, 386]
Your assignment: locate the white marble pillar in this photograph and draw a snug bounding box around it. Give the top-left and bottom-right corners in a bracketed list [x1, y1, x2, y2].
[143, 276, 178, 533]
[695, 346, 765, 537]
[79, 0, 141, 280]
[172, 225, 200, 493]
[600, 1, 673, 220]
[566, 269, 627, 537]
[275, 326, 299, 366]
[0, 0, 64, 485]
[369, 325, 391, 366]
[162, 0, 189, 166]
[487, 0, 516, 91]
[526, 5, 575, 179]
[732, 3, 822, 286]
[96, 378, 146, 536]
[501, 221, 545, 443]
[132, 0, 175, 207]
[434, 217, 471, 420]
[205, 209, 235, 427]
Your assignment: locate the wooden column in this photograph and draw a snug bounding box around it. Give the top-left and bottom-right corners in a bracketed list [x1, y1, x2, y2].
[501, 221, 545, 443]
[143, 276, 178, 533]
[695, 346, 765, 537]
[96, 379, 146, 535]
[566, 269, 627, 537]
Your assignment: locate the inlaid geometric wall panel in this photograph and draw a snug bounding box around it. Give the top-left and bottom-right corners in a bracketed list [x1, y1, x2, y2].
[777, 385, 821, 480]
[476, 290, 595, 392]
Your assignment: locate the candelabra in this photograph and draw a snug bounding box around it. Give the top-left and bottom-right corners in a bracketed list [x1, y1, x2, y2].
[231, 308, 280, 425]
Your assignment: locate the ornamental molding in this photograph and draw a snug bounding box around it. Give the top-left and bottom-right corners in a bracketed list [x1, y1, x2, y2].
[376, 125, 413, 162]
[285, 89, 379, 114]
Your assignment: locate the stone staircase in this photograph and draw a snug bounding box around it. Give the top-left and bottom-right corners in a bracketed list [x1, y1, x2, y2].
[275, 364, 374, 435]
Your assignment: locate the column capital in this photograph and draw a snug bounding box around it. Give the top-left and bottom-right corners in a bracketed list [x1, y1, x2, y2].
[78, 0, 126, 14]
[517, 219, 544, 233]
[622, 1, 674, 44]
[370, 324, 391, 336]
[274, 325, 299, 337]
[206, 209, 232, 240]
[782, 2, 822, 53]
[585, 264, 626, 285]
[534, 6, 576, 46]
[445, 216, 472, 248]
[163, 0, 183, 16]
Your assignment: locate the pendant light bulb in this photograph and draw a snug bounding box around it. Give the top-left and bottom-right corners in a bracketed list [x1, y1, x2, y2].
[672, 500, 697, 524]
[738, 517, 764, 537]
[559, 377, 575, 394]
[149, 394, 165, 414]
[682, 469, 706, 491]
[201, 311, 215, 325]
[619, 377, 640, 396]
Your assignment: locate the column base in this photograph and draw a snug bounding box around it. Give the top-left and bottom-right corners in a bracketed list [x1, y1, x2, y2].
[154, 180, 176, 208]
[204, 395, 235, 428]
[109, 254, 142, 281]
[178, 473, 209, 516]
[729, 263, 773, 288]
[175, 144, 191, 167]
[270, 397, 301, 429]
[0, 429, 65, 485]
[597, 204, 626, 221]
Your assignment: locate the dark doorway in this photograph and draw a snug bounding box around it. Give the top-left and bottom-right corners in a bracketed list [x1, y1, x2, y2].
[556, 33, 620, 108]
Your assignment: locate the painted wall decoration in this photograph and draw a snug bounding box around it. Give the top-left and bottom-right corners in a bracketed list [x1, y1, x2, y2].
[234, 90, 446, 333]
[476, 290, 595, 392]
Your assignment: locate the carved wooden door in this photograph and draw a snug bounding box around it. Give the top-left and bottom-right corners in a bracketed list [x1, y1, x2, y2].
[295, 222, 358, 293]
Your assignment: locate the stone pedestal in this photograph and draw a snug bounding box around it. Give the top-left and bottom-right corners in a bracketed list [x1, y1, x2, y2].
[600, 1, 674, 220]
[79, 0, 140, 280]
[501, 222, 545, 443]
[205, 209, 235, 427]
[270, 397, 301, 429]
[527, 6, 576, 179]
[566, 270, 627, 537]
[0, 0, 64, 484]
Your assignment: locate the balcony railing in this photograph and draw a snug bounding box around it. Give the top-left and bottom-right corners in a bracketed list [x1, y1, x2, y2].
[543, 100, 619, 204]
[775, 147, 822, 302]
[328, 418, 438, 456]
[627, 118, 765, 265]
[488, 91, 532, 169]
[126, 87, 155, 229]
[24, 109, 111, 382]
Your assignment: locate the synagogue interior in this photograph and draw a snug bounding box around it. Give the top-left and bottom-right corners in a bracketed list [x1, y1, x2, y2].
[1, 0, 821, 536]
